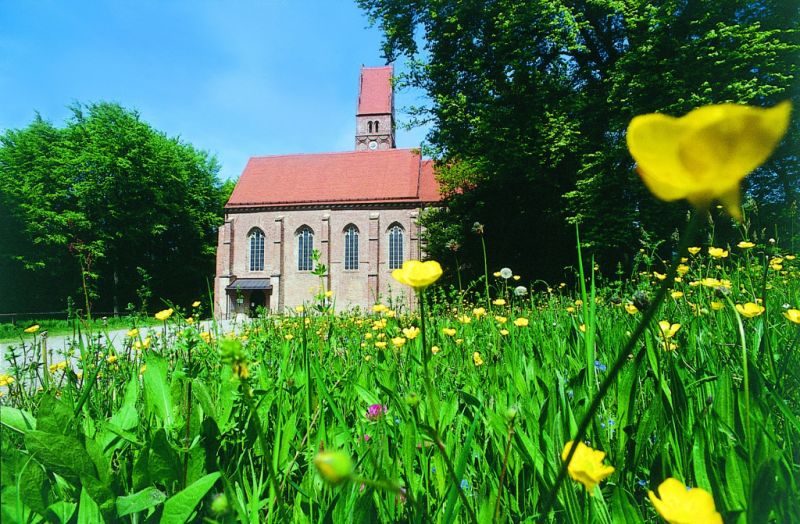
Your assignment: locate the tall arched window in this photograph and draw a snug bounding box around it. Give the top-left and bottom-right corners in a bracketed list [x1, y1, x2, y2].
[374, 120, 380, 133]
[297, 226, 314, 271]
[248, 228, 265, 271]
[388, 224, 404, 270]
[344, 225, 359, 270]
[368, 121, 373, 133]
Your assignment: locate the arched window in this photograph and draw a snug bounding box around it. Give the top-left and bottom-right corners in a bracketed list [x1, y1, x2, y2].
[297, 226, 314, 271]
[374, 120, 380, 133]
[248, 228, 265, 271]
[388, 224, 404, 270]
[368, 121, 373, 133]
[344, 225, 359, 270]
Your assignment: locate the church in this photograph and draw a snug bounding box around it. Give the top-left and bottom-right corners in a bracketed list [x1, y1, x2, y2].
[214, 66, 441, 317]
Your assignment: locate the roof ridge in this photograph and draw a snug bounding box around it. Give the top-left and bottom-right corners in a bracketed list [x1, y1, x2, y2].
[247, 148, 418, 160]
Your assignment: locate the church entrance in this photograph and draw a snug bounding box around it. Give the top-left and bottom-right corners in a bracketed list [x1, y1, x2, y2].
[249, 290, 268, 316]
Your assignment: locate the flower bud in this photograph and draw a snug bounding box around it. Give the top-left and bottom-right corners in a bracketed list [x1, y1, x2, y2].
[313, 450, 353, 485]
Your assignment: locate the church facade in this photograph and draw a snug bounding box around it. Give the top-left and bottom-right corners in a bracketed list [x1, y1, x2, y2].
[213, 66, 441, 317]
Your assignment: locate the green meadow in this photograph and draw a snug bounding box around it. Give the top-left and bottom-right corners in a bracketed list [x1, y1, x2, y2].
[2, 234, 799, 523]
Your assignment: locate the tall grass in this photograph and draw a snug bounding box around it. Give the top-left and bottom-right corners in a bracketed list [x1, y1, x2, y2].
[1, 240, 799, 523]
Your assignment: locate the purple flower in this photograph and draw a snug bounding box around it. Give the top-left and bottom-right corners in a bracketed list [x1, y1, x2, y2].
[366, 404, 388, 421]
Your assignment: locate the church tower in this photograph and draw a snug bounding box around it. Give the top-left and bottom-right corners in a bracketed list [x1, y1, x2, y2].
[355, 66, 395, 151]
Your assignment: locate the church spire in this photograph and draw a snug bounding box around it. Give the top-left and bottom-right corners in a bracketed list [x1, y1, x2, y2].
[355, 66, 395, 151]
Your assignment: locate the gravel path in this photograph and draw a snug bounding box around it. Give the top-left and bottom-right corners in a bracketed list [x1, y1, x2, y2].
[0, 319, 241, 376]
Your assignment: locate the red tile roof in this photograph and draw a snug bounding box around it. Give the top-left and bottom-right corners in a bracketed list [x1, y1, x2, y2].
[226, 149, 442, 208]
[357, 66, 393, 115]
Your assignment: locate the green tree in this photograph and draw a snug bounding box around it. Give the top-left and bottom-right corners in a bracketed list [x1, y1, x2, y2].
[359, 0, 799, 279]
[0, 102, 227, 314]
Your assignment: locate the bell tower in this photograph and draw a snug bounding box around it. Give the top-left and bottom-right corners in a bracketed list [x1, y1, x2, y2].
[355, 66, 395, 151]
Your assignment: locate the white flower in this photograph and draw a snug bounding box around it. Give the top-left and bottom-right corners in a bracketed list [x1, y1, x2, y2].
[514, 286, 528, 296]
[500, 267, 513, 279]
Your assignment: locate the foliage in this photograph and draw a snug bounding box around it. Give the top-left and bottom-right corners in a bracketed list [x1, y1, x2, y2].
[1, 237, 799, 522]
[0, 102, 228, 314]
[358, 0, 800, 279]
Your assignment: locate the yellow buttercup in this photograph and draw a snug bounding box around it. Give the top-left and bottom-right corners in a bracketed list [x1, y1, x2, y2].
[627, 101, 791, 220]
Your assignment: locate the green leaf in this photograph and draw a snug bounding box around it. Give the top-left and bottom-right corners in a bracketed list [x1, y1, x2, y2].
[36, 394, 73, 435]
[0, 406, 37, 434]
[24, 431, 96, 484]
[143, 355, 174, 427]
[148, 428, 181, 489]
[116, 487, 166, 517]
[160, 471, 220, 524]
[45, 500, 77, 524]
[109, 372, 140, 430]
[77, 487, 102, 524]
[18, 460, 50, 515]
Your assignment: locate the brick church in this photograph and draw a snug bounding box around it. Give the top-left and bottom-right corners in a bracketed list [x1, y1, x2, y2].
[214, 66, 441, 317]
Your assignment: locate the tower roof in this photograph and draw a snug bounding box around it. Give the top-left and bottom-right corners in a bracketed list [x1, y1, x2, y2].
[357, 66, 393, 115]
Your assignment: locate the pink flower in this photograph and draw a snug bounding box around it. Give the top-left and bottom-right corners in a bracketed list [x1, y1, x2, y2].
[366, 403, 388, 421]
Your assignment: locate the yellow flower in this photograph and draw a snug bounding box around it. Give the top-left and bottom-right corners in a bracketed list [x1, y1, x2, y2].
[294, 305, 305, 313]
[493, 271, 501, 277]
[494, 315, 507, 324]
[284, 334, 294, 341]
[473, 352, 484, 366]
[648, 478, 722, 524]
[566, 306, 577, 314]
[687, 247, 702, 255]
[391, 337, 406, 348]
[653, 271, 667, 281]
[658, 321, 681, 339]
[499, 329, 509, 336]
[513, 275, 521, 281]
[402, 327, 420, 339]
[186, 317, 194, 325]
[671, 291, 684, 299]
[192, 300, 201, 308]
[786, 255, 796, 260]
[676, 264, 690, 276]
[710, 301, 725, 311]
[126, 328, 139, 338]
[372, 303, 388, 313]
[324, 290, 333, 298]
[458, 315, 472, 324]
[49, 361, 67, 373]
[431, 345, 441, 355]
[472, 307, 487, 318]
[736, 302, 765, 318]
[24, 324, 40, 334]
[0, 374, 15, 387]
[626, 101, 791, 220]
[574, 299, 583, 306]
[782, 309, 800, 324]
[442, 327, 456, 337]
[386, 310, 397, 318]
[624, 303, 639, 315]
[579, 324, 586, 333]
[199, 332, 211, 343]
[700, 277, 721, 288]
[139, 364, 147, 375]
[106, 354, 118, 364]
[374, 341, 387, 349]
[737, 241, 755, 249]
[708, 247, 728, 259]
[155, 308, 173, 321]
[493, 298, 506, 306]
[561, 441, 615, 494]
[391, 260, 443, 291]
[513, 317, 529, 327]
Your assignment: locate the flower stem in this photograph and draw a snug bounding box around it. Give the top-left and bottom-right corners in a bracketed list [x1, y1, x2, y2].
[540, 210, 703, 517]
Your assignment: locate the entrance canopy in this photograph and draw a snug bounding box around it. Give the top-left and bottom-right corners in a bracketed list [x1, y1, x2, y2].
[226, 278, 272, 291]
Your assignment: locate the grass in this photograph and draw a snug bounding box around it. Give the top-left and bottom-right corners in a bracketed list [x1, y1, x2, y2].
[1, 239, 799, 523]
[0, 316, 163, 343]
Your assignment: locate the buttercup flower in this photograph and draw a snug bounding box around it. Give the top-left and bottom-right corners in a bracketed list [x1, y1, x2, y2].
[708, 247, 728, 259]
[687, 247, 702, 255]
[513, 317, 529, 327]
[392, 260, 443, 291]
[493, 298, 506, 306]
[737, 241, 755, 249]
[671, 291, 684, 299]
[126, 328, 139, 338]
[442, 327, 456, 337]
[402, 327, 420, 339]
[648, 478, 722, 524]
[658, 321, 681, 339]
[473, 352, 484, 366]
[24, 324, 40, 334]
[782, 308, 800, 324]
[391, 337, 406, 348]
[0, 374, 15, 387]
[192, 300, 201, 307]
[736, 302, 765, 318]
[710, 301, 725, 311]
[472, 307, 487, 318]
[627, 101, 791, 220]
[625, 303, 639, 315]
[155, 308, 173, 321]
[561, 441, 615, 494]
[431, 345, 441, 355]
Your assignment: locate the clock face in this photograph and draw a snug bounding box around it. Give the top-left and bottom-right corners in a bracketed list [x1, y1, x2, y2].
[368, 140, 378, 150]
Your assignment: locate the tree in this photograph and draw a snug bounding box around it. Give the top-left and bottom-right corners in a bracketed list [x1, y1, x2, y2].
[0, 102, 227, 315]
[359, 0, 799, 280]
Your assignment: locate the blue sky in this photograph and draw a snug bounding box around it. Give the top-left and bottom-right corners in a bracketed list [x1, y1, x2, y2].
[0, 1, 431, 181]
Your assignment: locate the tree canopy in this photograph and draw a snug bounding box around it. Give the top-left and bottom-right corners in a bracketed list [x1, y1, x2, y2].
[0, 102, 230, 315]
[359, 0, 799, 281]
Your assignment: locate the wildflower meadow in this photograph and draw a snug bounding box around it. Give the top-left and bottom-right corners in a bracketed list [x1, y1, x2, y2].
[2, 104, 799, 523]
